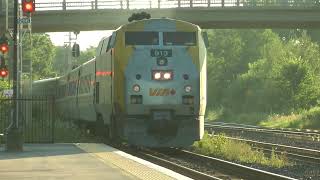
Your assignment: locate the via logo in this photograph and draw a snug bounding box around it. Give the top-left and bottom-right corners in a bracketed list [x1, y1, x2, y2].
[149, 88, 176, 96]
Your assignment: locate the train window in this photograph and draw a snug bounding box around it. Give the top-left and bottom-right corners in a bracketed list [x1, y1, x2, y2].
[163, 32, 196, 46]
[125, 32, 158, 45]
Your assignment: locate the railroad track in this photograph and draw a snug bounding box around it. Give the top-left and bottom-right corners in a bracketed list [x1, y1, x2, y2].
[205, 122, 320, 141]
[208, 135, 320, 164]
[109, 142, 296, 180]
[204, 122, 320, 151]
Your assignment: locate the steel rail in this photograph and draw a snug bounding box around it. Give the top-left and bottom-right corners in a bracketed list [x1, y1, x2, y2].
[205, 123, 320, 139]
[178, 150, 297, 180]
[206, 122, 320, 134]
[110, 142, 297, 180]
[136, 150, 223, 180]
[109, 143, 223, 180]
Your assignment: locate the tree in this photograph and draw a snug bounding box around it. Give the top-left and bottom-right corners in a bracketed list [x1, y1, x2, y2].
[77, 46, 96, 65]
[206, 28, 320, 115]
[52, 46, 68, 76]
[22, 33, 56, 80]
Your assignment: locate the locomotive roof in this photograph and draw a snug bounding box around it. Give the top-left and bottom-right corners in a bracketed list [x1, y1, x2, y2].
[33, 77, 59, 84]
[119, 18, 200, 31]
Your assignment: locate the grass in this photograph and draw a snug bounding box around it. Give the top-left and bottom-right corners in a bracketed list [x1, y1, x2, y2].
[205, 106, 320, 130]
[260, 112, 320, 130]
[192, 132, 291, 168]
[205, 106, 224, 122]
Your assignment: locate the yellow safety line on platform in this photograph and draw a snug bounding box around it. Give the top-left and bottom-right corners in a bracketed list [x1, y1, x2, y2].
[76, 143, 175, 180]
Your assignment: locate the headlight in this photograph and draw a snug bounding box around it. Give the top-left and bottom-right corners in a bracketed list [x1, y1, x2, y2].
[163, 72, 171, 80]
[154, 72, 161, 80]
[157, 58, 168, 66]
[152, 70, 173, 80]
[184, 85, 192, 93]
[132, 84, 140, 92]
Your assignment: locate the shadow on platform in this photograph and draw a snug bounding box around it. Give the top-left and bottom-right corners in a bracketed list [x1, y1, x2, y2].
[0, 143, 116, 160]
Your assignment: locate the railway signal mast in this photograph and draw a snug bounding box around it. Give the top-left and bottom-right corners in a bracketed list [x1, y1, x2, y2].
[22, 0, 35, 15]
[0, 35, 9, 53]
[0, 67, 9, 79]
[0, 56, 9, 79]
[5, 0, 34, 152]
[0, 36, 9, 80]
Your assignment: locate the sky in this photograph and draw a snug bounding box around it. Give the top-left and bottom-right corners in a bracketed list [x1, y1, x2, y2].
[47, 30, 113, 51]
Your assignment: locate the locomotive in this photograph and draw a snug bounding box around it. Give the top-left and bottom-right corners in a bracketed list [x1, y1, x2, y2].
[32, 18, 208, 147]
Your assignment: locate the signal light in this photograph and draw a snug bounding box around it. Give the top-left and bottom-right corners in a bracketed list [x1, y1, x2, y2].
[0, 67, 8, 78]
[0, 43, 9, 54]
[0, 35, 9, 54]
[22, 0, 35, 14]
[72, 43, 80, 57]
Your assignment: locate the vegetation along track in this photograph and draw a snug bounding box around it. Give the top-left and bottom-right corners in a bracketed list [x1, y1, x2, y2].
[205, 122, 320, 150]
[108, 142, 295, 180]
[211, 135, 320, 164]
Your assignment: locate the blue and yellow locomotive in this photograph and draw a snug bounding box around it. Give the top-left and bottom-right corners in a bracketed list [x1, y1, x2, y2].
[32, 18, 208, 147]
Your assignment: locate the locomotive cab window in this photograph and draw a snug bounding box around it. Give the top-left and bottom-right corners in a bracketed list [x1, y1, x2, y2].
[125, 32, 159, 45]
[163, 32, 196, 46]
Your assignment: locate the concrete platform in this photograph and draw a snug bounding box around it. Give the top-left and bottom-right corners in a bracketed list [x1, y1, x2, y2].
[0, 143, 191, 180]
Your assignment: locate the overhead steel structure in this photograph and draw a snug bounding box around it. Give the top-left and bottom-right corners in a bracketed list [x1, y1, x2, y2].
[0, 0, 320, 32]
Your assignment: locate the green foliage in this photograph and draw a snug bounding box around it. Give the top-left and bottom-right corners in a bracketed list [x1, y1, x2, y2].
[0, 80, 10, 91]
[260, 106, 320, 129]
[52, 46, 68, 76]
[0, 80, 10, 98]
[206, 29, 320, 124]
[52, 46, 96, 76]
[23, 33, 57, 80]
[193, 133, 228, 157]
[77, 46, 96, 65]
[205, 106, 224, 121]
[192, 132, 290, 168]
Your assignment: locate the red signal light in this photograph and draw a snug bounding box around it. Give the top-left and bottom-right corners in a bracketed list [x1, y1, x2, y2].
[0, 43, 9, 54]
[0, 68, 8, 78]
[22, 0, 35, 14]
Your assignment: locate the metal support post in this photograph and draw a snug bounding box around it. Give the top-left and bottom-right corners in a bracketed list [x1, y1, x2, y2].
[5, 0, 8, 30]
[5, 0, 23, 152]
[95, 0, 98, 9]
[62, 0, 66, 10]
